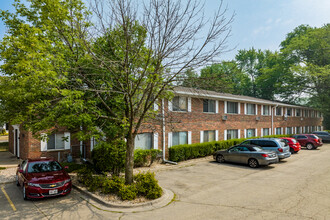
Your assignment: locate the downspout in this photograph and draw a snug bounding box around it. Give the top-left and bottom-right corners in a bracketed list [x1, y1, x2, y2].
[272, 104, 278, 135]
[162, 98, 177, 165]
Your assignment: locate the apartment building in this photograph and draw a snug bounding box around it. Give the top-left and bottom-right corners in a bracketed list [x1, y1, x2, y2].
[8, 87, 323, 160]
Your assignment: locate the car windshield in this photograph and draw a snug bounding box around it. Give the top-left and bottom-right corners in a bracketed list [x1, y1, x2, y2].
[28, 161, 63, 173]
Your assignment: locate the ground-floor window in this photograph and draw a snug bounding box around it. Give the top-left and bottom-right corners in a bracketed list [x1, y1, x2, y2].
[47, 133, 65, 150]
[204, 130, 215, 142]
[227, 129, 239, 140]
[318, 126, 322, 131]
[305, 126, 309, 133]
[296, 127, 301, 134]
[262, 128, 270, 136]
[276, 127, 281, 135]
[246, 129, 256, 138]
[135, 133, 152, 150]
[172, 131, 188, 146]
[286, 127, 293, 135]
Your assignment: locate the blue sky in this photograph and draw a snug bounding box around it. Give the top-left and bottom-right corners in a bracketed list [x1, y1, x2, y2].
[0, 0, 329, 61]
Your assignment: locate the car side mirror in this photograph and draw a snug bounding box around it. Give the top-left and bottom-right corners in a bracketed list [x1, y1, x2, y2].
[18, 169, 23, 173]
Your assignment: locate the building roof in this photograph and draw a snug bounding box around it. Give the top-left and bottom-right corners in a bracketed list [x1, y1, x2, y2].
[173, 87, 312, 109]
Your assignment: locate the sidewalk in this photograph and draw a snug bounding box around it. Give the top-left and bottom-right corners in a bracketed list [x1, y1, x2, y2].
[0, 151, 21, 168]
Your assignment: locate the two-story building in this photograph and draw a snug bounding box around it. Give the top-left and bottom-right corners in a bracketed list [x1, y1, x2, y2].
[8, 87, 323, 161]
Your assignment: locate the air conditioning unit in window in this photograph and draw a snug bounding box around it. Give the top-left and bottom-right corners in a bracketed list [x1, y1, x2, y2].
[222, 115, 228, 121]
[301, 117, 304, 121]
[284, 114, 288, 120]
[256, 116, 260, 121]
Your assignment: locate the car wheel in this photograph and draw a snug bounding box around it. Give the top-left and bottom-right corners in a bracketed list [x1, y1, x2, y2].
[248, 158, 259, 168]
[290, 148, 295, 154]
[23, 185, 28, 200]
[16, 175, 20, 186]
[216, 154, 225, 163]
[306, 143, 314, 150]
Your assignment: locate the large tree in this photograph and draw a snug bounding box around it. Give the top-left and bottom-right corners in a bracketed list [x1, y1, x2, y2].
[0, 0, 234, 184]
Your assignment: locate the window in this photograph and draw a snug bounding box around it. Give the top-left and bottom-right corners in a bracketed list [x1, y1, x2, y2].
[47, 133, 65, 150]
[263, 128, 270, 136]
[246, 103, 256, 115]
[203, 99, 215, 113]
[311, 111, 315, 118]
[262, 105, 270, 115]
[227, 102, 239, 114]
[296, 109, 301, 117]
[204, 130, 215, 142]
[135, 133, 152, 150]
[276, 107, 282, 116]
[317, 111, 322, 118]
[296, 127, 301, 134]
[286, 108, 292, 116]
[276, 127, 281, 135]
[227, 129, 239, 140]
[305, 126, 309, 133]
[246, 129, 255, 138]
[286, 127, 292, 135]
[304, 109, 308, 117]
[172, 131, 188, 146]
[172, 96, 187, 112]
[318, 126, 321, 131]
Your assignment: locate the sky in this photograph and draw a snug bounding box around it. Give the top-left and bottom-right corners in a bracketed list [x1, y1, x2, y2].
[0, 0, 329, 61]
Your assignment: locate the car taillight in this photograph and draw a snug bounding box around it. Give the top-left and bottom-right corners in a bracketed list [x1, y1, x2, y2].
[261, 154, 269, 157]
[314, 139, 319, 143]
[278, 148, 283, 152]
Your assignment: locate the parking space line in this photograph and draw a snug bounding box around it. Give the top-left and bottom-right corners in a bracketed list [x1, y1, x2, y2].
[1, 186, 17, 212]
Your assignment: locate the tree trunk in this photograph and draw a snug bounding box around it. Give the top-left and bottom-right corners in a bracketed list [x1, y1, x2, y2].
[125, 133, 134, 184]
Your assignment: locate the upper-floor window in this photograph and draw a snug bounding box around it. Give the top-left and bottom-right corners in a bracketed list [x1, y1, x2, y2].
[304, 109, 308, 117]
[286, 108, 292, 116]
[203, 99, 215, 113]
[227, 101, 239, 114]
[246, 103, 256, 115]
[296, 109, 301, 117]
[172, 96, 187, 112]
[317, 111, 322, 118]
[135, 133, 152, 150]
[276, 107, 282, 116]
[262, 105, 270, 115]
[311, 110, 315, 118]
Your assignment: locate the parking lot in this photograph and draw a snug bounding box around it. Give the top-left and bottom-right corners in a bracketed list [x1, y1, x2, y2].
[1, 144, 330, 219]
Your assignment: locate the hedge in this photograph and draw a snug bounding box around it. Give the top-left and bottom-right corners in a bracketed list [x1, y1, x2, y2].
[169, 134, 292, 162]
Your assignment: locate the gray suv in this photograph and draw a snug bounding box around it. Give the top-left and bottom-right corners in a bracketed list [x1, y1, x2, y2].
[241, 138, 291, 160]
[312, 131, 330, 143]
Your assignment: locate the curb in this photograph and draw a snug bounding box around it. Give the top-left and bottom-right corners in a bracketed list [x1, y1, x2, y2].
[73, 184, 174, 210]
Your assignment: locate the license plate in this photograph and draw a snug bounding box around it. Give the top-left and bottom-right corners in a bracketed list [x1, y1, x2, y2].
[49, 189, 58, 195]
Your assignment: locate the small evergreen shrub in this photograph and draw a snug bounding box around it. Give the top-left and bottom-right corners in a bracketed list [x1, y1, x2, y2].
[118, 184, 137, 200]
[88, 175, 107, 192]
[134, 149, 161, 167]
[77, 167, 94, 186]
[92, 140, 126, 176]
[61, 162, 86, 173]
[135, 172, 162, 199]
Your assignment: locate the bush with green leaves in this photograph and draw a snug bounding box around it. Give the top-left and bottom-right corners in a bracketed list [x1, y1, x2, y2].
[118, 184, 138, 200]
[134, 149, 161, 167]
[61, 162, 86, 173]
[77, 167, 94, 186]
[92, 140, 126, 176]
[101, 175, 125, 194]
[169, 134, 292, 162]
[135, 172, 162, 199]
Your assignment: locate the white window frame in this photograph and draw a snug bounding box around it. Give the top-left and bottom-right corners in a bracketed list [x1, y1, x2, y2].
[41, 132, 70, 151]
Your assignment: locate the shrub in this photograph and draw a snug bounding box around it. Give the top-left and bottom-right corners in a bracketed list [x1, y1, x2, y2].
[88, 175, 107, 192]
[135, 172, 162, 199]
[77, 167, 94, 186]
[118, 184, 137, 200]
[92, 140, 126, 176]
[169, 135, 293, 162]
[134, 149, 161, 167]
[101, 175, 125, 194]
[61, 162, 86, 173]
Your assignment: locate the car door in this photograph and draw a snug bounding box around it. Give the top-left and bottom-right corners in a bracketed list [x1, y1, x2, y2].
[236, 146, 250, 164]
[18, 160, 28, 186]
[296, 135, 308, 146]
[226, 146, 240, 162]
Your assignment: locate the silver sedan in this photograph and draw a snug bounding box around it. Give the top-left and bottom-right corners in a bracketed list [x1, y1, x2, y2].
[213, 144, 279, 168]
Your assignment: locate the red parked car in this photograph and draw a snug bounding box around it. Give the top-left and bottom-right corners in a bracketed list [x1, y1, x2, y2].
[279, 137, 301, 154]
[292, 134, 323, 150]
[16, 158, 71, 200]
